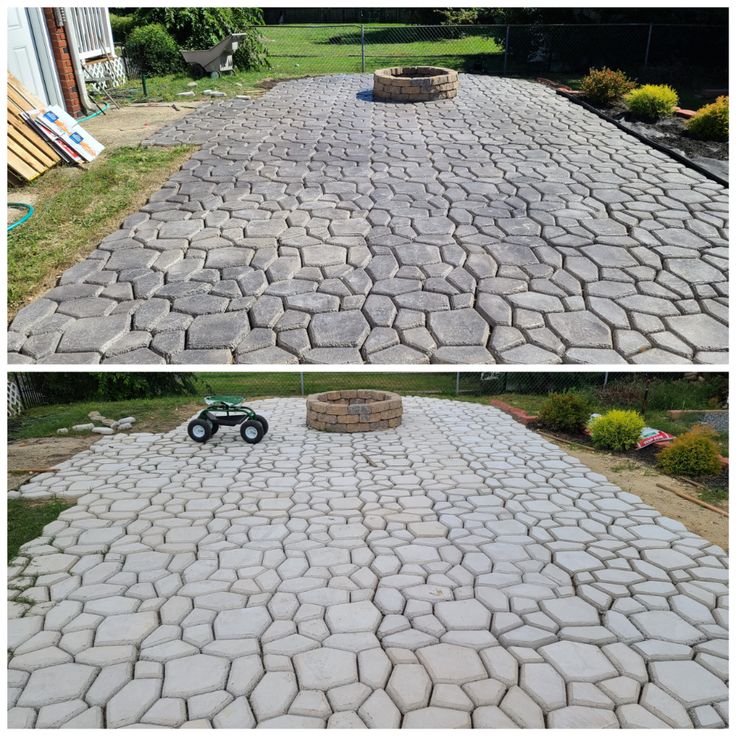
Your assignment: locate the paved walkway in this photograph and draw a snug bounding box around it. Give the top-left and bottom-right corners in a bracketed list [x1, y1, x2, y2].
[8, 398, 728, 728]
[8, 75, 728, 365]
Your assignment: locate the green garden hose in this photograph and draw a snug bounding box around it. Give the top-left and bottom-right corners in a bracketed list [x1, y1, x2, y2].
[7, 203, 34, 232]
[76, 103, 110, 123]
[7, 106, 107, 235]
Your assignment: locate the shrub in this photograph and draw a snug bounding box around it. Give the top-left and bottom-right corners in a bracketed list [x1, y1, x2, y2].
[437, 9, 481, 25]
[657, 425, 722, 477]
[134, 8, 269, 71]
[23, 373, 197, 403]
[626, 84, 679, 121]
[538, 393, 591, 433]
[589, 409, 645, 451]
[591, 379, 645, 409]
[687, 96, 729, 142]
[109, 13, 138, 44]
[580, 67, 636, 106]
[124, 24, 183, 76]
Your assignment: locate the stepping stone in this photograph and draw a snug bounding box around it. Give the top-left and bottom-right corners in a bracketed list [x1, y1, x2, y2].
[95, 612, 158, 646]
[386, 664, 432, 712]
[293, 648, 358, 690]
[163, 655, 229, 698]
[650, 660, 728, 707]
[540, 641, 617, 682]
[403, 706, 471, 728]
[435, 600, 491, 630]
[547, 705, 620, 728]
[17, 663, 97, 707]
[213, 607, 271, 639]
[106, 679, 162, 728]
[250, 672, 298, 721]
[358, 689, 401, 728]
[416, 644, 488, 685]
[630, 611, 705, 644]
[325, 601, 381, 633]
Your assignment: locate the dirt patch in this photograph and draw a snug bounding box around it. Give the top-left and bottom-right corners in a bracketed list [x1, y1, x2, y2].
[8, 436, 99, 491]
[548, 437, 728, 552]
[82, 102, 201, 148]
[135, 402, 202, 433]
[537, 425, 728, 496]
[8, 203, 33, 225]
[7, 402, 199, 491]
[256, 75, 313, 91]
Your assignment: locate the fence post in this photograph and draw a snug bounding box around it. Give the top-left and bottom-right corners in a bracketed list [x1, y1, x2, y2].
[644, 23, 653, 68]
[455, 372, 461, 395]
[360, 25, 365, 72]
[603, 372, 609, 387]
[300, 372, 305, 397]
[502, 24, 510, 75]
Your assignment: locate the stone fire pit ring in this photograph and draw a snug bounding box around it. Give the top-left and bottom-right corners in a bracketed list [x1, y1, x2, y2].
[373, 66, 459, 102]
[306, 390, 403, 432]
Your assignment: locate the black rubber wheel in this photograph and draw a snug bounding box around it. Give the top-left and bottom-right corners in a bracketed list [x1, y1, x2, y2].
[253, 414, 269, 435]
[188, 419, 212, 443]
[208, 417, 220, 435]
[240, 419, 265, 444]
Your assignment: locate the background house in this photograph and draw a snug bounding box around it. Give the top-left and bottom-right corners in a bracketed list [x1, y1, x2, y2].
[8, 6, 124, 117]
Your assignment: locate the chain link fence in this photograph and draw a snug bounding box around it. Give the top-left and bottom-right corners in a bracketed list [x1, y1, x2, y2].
[195, 372, 617, 398]
[119, 23, 725, 88]
[8, 373, 724, 416]
[217, 23, 724, 80]
[192, 372, 727, 414]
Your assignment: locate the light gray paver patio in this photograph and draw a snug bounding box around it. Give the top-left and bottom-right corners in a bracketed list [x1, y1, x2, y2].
[8, 75, 728, 365]
[8, 397, 728, 727]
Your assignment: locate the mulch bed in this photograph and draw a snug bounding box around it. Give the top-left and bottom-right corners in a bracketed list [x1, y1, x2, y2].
[543, 427, 729, 495]
[593, 99, 728, 162]
[549, 84, 728, 183]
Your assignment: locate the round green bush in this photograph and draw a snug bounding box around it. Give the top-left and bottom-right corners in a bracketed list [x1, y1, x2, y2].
[626, 84, 679, 121]
[589, 409, 644, 452]
[687, 96, 728, 142]
[538, 393, 591, 434]
[124, 23, 183, 76]
[580, 67, 636, 106]
[132, 8, 268, 71]
[657, 425, 722, 477]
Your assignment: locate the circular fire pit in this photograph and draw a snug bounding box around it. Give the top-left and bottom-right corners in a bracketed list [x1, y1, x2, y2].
[307, 390, 403, 433]
[373, 66, 459, 102]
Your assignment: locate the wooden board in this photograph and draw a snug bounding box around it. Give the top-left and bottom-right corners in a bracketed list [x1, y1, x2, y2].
[7, 73, 62, 182]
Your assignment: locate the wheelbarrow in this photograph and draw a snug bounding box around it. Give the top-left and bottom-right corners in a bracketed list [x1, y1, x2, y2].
[181, 34, 247, 78]
[187, 395, 269, 444]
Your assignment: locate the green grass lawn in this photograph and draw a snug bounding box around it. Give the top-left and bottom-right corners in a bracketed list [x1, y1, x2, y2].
[9, 396, 193, 440]
[115, 24, 503, 102]
[8, 145, 194, 316]
[113, 23, 725, 107]
[8, 498, 76, 562]
[200, 371, 462, 397]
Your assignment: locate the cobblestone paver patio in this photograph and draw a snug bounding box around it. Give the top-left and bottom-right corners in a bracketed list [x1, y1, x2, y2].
[8, 398, 728, 728]
[8, 75, 728, 365]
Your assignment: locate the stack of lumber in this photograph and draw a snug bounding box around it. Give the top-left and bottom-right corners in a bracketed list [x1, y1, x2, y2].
[7, 73, 62, 183]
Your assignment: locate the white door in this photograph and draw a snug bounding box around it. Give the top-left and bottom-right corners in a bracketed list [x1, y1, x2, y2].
[7, 7, 63, 107]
